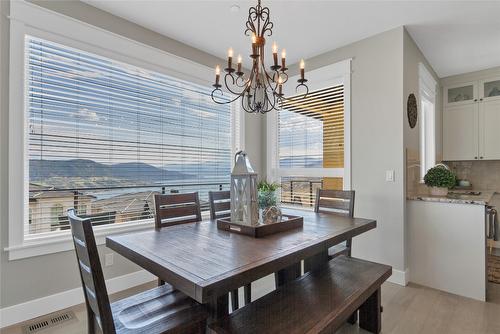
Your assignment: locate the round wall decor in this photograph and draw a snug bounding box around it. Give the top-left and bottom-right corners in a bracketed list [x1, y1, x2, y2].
[407, 93, 417, 128]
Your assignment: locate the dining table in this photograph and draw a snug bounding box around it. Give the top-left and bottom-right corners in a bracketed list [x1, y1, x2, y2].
[106, 208, 376, 325]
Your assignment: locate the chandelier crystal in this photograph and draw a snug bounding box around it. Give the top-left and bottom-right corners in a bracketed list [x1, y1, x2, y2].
[211, 0, 309, 114]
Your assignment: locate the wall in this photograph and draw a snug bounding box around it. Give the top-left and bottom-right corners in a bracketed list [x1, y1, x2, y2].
[268, 27, 408, 280]
[403, 29, 442, 197]
[0, 0, 10, 312]
[0, 0, 262, 312]
[448, 161, 500, 192]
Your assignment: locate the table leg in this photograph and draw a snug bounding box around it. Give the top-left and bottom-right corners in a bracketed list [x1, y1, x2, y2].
[303, 249, 329, 273]
[359, 288, 381, 334]
[275, 262, 301, 287]
[206, 293, 229, 325]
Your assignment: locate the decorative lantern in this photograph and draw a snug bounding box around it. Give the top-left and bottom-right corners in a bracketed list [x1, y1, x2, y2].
[231, 151, 259, 226]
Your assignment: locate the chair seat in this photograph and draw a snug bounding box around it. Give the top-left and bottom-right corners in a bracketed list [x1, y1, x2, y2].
[111, 284, 207, 334]
[328, 241, 350, 259]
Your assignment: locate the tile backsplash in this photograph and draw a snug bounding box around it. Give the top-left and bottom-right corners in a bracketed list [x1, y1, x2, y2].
[446, 160, 500, 192]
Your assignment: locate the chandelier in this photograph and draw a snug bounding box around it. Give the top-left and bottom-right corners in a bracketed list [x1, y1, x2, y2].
[211, 0, 309, 114]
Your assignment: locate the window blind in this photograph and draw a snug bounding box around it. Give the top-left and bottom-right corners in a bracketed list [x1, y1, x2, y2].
[26, 36, 234, 234]
[278, 85, 344, 168]
[278, 85, 345, 208]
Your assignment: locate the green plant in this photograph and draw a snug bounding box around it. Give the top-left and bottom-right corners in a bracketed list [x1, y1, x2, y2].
[424, 166, 456, 188]
[257, 181, 280, 192]
[258, 181, 280, 208]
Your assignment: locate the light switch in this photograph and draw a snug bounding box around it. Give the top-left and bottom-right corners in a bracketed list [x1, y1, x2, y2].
[386, 170, 395, 182]
[105, 253, 114, 267]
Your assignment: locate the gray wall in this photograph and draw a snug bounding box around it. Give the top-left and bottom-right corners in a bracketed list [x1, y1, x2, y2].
[0, 0, 264, 309]
[0, 0, 11, 309]
[402, 28, 442, 271]
[403, 28, 442, 156]
[265, 27, 407, 273]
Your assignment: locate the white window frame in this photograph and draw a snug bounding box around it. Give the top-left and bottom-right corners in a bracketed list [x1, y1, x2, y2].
[418, 63, 437, 181]
[6, 1, 244, 260]
[266, 59, 352, 190]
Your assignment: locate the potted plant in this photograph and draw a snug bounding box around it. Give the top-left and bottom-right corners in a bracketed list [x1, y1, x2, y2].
[257, 181, 280, 208]
[423, 165, 456, 196]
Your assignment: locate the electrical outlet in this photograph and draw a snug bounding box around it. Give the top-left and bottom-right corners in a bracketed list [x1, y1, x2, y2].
[386, 170, 395, 182]
[105, 253, 114, 267]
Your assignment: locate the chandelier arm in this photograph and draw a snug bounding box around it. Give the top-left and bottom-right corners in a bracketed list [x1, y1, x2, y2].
[211, 89, 246, 105]
[260, 7, 273, 37]
[264, 88, 280, 111]
[223, 73, 247, 96]
[244, 5, 258, 36]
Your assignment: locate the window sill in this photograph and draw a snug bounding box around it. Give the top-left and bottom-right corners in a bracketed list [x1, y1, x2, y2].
[5, 219, 154, 261]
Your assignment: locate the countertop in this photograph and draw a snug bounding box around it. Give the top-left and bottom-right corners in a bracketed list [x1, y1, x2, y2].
[407, 190, 496, 206]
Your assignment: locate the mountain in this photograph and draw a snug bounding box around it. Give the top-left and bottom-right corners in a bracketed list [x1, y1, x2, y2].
[29, 159, 194, 182]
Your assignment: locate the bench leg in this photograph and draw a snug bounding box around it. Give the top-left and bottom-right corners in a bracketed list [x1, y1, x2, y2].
[359, 288, 381, 334]
[275, 262, 301, 287]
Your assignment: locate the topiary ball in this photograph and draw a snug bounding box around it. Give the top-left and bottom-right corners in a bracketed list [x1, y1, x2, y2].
[423, 166, 456, 188]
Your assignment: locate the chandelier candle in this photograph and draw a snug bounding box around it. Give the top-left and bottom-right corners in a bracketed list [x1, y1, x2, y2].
[272, 42, 278, 67]
[211, 0, 310, 113]
[237, 55, 243, 75]
[214, 65, 221, 87]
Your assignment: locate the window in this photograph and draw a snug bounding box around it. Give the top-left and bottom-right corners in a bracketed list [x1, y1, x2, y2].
[268, 60, 351, 209]
[26, 36, 237, 235]
[419, 63, 437, 179]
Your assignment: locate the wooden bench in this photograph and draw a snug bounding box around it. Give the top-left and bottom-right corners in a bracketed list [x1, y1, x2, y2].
[210, 256, 392, 334]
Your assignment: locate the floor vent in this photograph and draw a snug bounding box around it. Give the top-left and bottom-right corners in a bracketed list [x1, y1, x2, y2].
[23, 311, 76, 334]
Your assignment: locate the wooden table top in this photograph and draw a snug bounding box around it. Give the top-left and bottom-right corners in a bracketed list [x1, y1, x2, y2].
[106, 208, 376, 303]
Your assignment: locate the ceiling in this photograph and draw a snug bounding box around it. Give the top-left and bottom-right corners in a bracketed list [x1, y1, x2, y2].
[83, 0, 500, 78]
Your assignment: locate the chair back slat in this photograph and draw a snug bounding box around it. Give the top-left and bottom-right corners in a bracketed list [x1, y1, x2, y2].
[314, 189, 355, 217]
[68, 209, 115, 334]
[208, 191, 231, 220]
[154, 193, 202, 229]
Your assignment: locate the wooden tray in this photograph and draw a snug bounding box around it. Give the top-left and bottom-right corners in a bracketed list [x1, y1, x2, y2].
[217, 214, 303, 238]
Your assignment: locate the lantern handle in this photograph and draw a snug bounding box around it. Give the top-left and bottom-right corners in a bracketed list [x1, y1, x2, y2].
[234, 150, 244, 164]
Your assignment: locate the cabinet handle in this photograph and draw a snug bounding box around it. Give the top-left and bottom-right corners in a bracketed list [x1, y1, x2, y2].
[474, 156, 478, 159]
[474, 99, 478, 102]
[480, 98, 483, 101]
[480, 156, 484, 159]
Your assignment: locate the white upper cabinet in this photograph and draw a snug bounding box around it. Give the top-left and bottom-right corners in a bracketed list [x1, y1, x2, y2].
[443, 104, 478, 161]
[445, 82, 477, 106]
[480, 78, 500, 102]
[443, 76, 500, 161]
[480, 99, 500, 160]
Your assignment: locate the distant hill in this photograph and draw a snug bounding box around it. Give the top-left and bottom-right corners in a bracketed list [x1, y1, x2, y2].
[29, 159, 194, 182]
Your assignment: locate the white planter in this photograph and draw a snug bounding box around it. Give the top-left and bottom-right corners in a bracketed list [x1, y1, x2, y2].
[429, 186, 449, 196]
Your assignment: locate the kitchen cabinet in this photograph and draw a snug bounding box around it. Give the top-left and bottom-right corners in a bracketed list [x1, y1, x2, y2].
[408, 200, 486, 301]
[481, 99, 500, 159]
[443, 104, 478, 160]
[443, 76, 500, 161]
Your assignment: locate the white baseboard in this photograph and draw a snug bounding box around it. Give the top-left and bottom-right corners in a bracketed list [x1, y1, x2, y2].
[387, 268, 409, 286]
[0, 270, 155, 329]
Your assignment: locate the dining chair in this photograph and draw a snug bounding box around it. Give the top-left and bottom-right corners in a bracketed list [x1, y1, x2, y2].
[314, 189, 356, 258]
[208, 190, 252, 311]
[154, 192, 202, 229]
[312, 188, 357, 324]
[154, 192, 202, 286]
[67, 209, 207, 334]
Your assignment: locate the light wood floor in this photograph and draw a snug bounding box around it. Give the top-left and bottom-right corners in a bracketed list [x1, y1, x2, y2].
[2, 280, 500, 334]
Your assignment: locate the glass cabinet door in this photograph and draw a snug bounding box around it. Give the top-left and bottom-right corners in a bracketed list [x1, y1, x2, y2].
[447, 84, 475, 104]
[482, 79, 500, 100]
